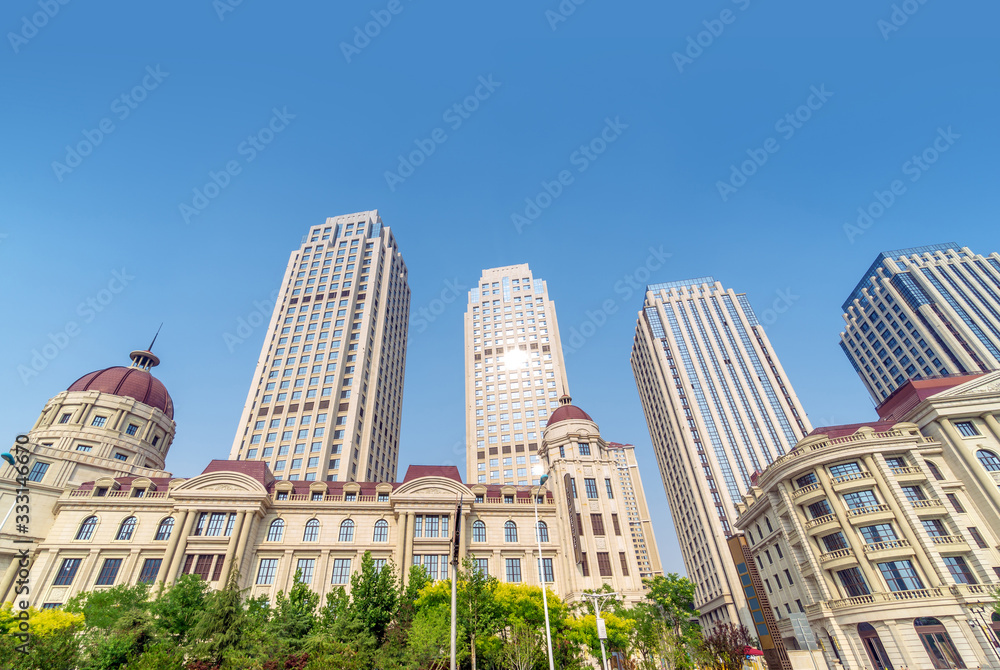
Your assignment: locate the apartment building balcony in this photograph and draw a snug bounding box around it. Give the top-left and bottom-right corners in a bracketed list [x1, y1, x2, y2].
[845, 504, 895, 524]
[862, 538, 915, 560]
[791, 482, 825, 505]
[911, 498, 946, 516]
[831, 471, 875, 493]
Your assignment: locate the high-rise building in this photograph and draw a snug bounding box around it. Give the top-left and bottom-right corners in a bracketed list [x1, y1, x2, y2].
[463, 264, 571, 485]
[607, 442, 663, 580]
[839, 243, 1000, 403]
[630, 277, 811, 626]
[229, 211, 410, 483]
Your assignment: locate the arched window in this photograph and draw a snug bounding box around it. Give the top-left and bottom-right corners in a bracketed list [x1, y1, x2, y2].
[267, 519, 285, 542]
[914, 617, 965, 670]
[925, 460, 944, 481]
[155, 517, 175, 541]
[858, 623, 894, 670]
[339, 519, 355, 542]
[472, 520, 486, 543]
[75, 516, 98, 541]
[536, 520, 549, 542]
[504, 520, 517, 543]
[976, 449, 1000, 472]
[115, 516, 137, 541]
[373, 519, 389, 543]
[303, 519, 319, 542]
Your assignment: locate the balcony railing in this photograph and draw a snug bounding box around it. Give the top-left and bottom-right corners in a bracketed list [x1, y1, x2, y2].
[805, 514, 837, 529]
[931, 535, 966, 546]
[890, 466, 923, 477]
[846, 504, 892, 517]
[792, 482, 821, 498]
[819, 548, 854, 563]
[911, 498, 944, 510]
[832, 471, 873, 486]
[862, 539, 910, 553]
[68, 489, 167, 499]
[828, 584, 992, 610]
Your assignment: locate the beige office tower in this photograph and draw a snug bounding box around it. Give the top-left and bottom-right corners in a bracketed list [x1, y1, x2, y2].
[464, 264, 571, 485]
[229, 211, 409, 483]
[630, 277, 811, 627]
[607, 442, 663, 580]
[840, 243, 1000, 404]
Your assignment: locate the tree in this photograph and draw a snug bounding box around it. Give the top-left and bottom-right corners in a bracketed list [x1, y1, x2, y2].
[271, 570, 320, 644]
[644, 574, 700, 670]
[460, 556, 501, 670]
[150, 573, 211, 643]
[349, 552, 398, 645]
[503, 620, 543, 670]
[65, 582, 151, 630]
[699, 622, 757, 670]
[0, 604, 83, 670]
[190, 568, 250, 667]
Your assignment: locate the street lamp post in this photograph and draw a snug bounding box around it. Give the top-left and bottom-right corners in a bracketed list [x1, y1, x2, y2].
[584, 591, 620, 670]
[535, 474, 556, 670]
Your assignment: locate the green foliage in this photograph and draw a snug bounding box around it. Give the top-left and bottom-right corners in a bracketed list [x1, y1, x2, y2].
[65, 582, 151, 630]
[151, 573, 211, 643]
[271, 570, 320, 645]
[0, 604, 84, 670]
[349, 552, 399, 645]
[190, 569, 250, 667]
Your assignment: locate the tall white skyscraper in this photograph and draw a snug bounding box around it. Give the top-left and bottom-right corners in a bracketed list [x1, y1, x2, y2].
[463, 264, 571, 485]
[229, 210, 410, 482]
[631, 277, 811, 626]
[840, 243, 1000, 403]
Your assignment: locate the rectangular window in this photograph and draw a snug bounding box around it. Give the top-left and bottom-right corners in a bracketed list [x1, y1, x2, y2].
[590, 514, 605, 536]
[473, 558, 489, 575]
[95, 558, 123, 586]
[194, 555, 214, 580]
[922, 519, 947, 537]
[113, 453, 128, 462]
[205, 513, 227, 536]
[967, 527, 988, 549]
[619, 552, 629, 576]
[331, 558, 351, 584]
[611, 514, 621, 536]
[584, 478, 599, 499]
[821, 532, 848, 552]
[256, 559, 278, 585]
[426, 555, 439, 580]
[426, 516, 439, 538]
[807, 500, 832, 518]
[605, 479, 614, 498]
[943, 556, 977, 584]
[596, 552, 613, 577]
[946, 493, 965, 513]
[859, 524, 898, 544]
[578, 442, 591, 456]
[59, 413, 71, 423]
[413, 516, 422, 538]
[53, 558, 83, 586]
[885, 457, 906, 468]
[27, 462, 49, 482]
[878, 560, 924, 592]
[506, 558, 522, 583]
[537, 557, 554, 582]
[795, 472, 817, 487]
[125, 424, 139, 436]
[570, 478, 577, 498]
[91, 416, 107, 427]
[901, 486, 926, 502]
[829, 462, 861, 478]
[581, 552, 590, 576]
[836, 567, 870, 597]
[843, 489, 879, 510]
[955, 421, 979, 437]
[784, 569, 794, 585]
[294, 558, 315, 584]
[137, 558, 162, 584]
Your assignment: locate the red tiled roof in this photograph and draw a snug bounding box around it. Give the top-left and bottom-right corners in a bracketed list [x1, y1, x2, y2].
[547, 404, 593, 426]
[402, 465, 463, 483]
[68, 366, 173, 418]
[807, 421, 899, 440]
[202, 459, 275, 486]
[876, 374, 986, 421]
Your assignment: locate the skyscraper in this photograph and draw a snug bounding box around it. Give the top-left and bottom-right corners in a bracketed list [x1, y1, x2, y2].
[229, 211, 410, 482]
[630, 277, 811, 626]
[839, 243, 1000, 403]
[607, 442, 663, 580]
[463, 264, 571, 485]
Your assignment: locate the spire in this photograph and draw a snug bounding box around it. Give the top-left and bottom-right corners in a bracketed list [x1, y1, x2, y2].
[147, 323, 163, 352]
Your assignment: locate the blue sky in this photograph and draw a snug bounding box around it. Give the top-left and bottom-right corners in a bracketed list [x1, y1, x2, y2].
[2, 0, 998, 575]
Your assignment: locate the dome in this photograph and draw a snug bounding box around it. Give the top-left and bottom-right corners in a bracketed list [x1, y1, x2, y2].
[67, 350, 173, 419]
[546, 395, 593, 426]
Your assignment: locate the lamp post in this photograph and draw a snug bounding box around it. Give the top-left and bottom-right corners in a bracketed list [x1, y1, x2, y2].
[535, 474, 556, 670]
[968, 606, 1000, 667]
[584, 591, 620, 670]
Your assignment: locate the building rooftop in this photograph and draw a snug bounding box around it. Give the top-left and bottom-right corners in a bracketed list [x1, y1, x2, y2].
[841, 242, 959, 312]
[876, 373, 986, 421]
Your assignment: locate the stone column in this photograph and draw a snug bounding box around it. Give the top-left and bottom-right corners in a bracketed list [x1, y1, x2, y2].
[156, 510, 189, 584]
[165, 510, 198, 581]
[402, 511, 415, 583]
[232, 511, 258, 585]
[217, 511, 246, 582]
[395, 512, 408, 581]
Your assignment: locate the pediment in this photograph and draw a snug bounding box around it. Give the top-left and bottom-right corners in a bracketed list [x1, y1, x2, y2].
[393, 476, 470, 500]
[170, 471, 269, 495]
[934, 371, 1000, 399]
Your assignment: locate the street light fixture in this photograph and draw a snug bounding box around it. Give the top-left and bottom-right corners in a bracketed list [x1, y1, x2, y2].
[968, 606, 1000, 666]
[535, 473, 556, 670]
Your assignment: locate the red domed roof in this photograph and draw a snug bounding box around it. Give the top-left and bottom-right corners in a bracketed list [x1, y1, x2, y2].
[68, 362, 174, 419]
[546, 396, 593, 426]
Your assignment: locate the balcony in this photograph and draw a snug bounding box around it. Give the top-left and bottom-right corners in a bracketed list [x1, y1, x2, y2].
[792, 482, 825, 505]
[846, 504, 895, 524]
[890, 466, 926, 484]
[805, 514, 839, 535]
[819, 547, 857, 569]
[911, 498, 946, 516]
[931, 535, 970, 551]
[831, 471, 874, 493]
[828, 587, 947, 610]
[862, 539, 914, 559]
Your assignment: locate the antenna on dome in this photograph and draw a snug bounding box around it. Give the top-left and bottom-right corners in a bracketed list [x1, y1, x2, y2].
[148, 323, 163, 352]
